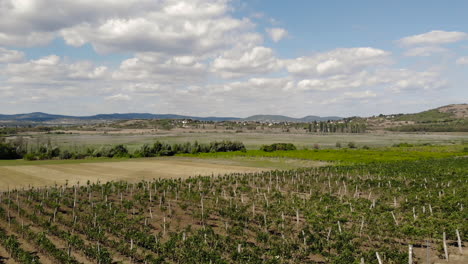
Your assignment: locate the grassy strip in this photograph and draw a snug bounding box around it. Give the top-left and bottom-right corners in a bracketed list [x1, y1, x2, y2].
[1, 144, 466, 166]
[178, 145, 467, 164]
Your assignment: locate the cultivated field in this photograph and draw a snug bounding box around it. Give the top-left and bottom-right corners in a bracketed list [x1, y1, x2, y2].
[0, 157, 466, 263]
[0, 133, 466, 263]
[0, 157, 325, 191]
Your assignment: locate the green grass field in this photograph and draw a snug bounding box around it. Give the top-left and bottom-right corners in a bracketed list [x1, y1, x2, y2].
[179, 144, 468, 164]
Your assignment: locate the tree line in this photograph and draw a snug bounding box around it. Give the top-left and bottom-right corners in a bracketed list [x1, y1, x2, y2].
[0, 140, 246, 160]
[307, 121, 366, 133]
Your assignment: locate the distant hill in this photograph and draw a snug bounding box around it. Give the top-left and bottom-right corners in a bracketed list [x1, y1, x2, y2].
[0, 112, 343, 124]
[2, 105, 465, 125]
[368, 104, 468, 132]
[389, 104, 467, 123]
[243, 115, 342, 122]
[393, 104, 467, 122]
[0, 112, 241, 123]
[0, 112, 72, 122]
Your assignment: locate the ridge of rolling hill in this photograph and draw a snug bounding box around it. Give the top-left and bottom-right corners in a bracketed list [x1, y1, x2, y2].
[243, 115, 342, 122]
[0, 112, 241, 122]
[367, 103, 468, 132]
[1, 104, 465, 125]
[393, 104, 468, 122]
[0, 112, 343, 123]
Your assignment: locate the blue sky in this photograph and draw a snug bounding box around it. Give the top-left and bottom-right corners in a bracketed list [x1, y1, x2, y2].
[0, 0, 466, 117]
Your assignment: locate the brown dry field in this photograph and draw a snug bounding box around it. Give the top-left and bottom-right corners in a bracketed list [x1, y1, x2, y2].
[0, 157, 325, 191]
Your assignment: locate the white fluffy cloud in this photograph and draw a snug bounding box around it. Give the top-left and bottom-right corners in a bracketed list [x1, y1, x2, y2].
[266, 28, 288, 42]
[211, 46, 281, 78]
[4, 55, 108, 84]
[0, 1, 461, 117]
[211, 78, 294, 97]
[113, 52, 207, 86]
[286, 47, 391, 76]
[399, 30, 468, 46]
[404, 46, 448, 57]
[0, 0, 260, 56]
[105, 93, 131, 101]
[0, 47, 25, 63]
[456, 56, 468, 65]
[380, 69, 446, 93]
[343, 90, 377, 99]
[0, 0, 151, 46]
[0, 54, 112, 109]
[61, 14, 256, 55]
[292, 68, 445, 93]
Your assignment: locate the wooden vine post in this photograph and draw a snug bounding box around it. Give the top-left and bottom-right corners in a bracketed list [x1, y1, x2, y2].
[456, 229, 463, 254]
[408, 244, 413, 264]
[376, 252, 383, 264]
[443, 231, 449, 261]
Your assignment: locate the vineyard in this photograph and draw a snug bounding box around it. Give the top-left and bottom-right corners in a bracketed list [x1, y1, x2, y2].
[0, 157, 466, 263]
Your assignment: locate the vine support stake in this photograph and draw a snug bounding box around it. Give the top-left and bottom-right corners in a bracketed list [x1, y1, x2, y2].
[409, 244, 413, 264]
[296, 209, 299, 226]
[359, 217, 365, 237]
[443, 231, 449, 261]
[376, 252, 382, 264]
[456, 229, 462, 254]
[391, 211, 398, 225]
[426, 240, 430, 264]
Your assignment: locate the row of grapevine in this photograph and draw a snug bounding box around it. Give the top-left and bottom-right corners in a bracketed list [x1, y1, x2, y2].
[0, 157, 465, 263]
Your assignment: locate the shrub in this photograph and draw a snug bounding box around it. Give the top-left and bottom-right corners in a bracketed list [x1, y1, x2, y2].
[209, 140, 246, 153]
[93, 146, 112, 157]
[23, 153, 36, 161]
[347, 142, 356, 149]
[60, 150, 73, 159]
[335, 142, 342, 148]
[392, 142, 414, 147]
[109, 144, 129, 158]
[260, 143, 296, 152]
[47, 146, 61, 158]
[135, 140, 245, 157]
[0, 143, 20, 159]
[135, 144, 152, 157]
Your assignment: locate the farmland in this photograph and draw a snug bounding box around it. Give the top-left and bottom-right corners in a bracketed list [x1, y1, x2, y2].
[0, 131, 467, 263]
[0, 156, 466, 263]
[0, 0, 467, 261]
[0, 157, 325, 191]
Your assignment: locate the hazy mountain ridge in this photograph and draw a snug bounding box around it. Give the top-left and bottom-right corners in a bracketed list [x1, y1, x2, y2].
[243, 115, 342, 122]
[0, 112, 343, 123]
[0, 112, 241, 122]
[1, 104, 466, 124]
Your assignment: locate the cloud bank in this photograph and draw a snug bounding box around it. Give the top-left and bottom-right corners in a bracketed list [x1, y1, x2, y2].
[0, 1, 464, 117]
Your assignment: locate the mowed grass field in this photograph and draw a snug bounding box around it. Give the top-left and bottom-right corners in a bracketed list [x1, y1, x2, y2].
[0, 156, 326, 191]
